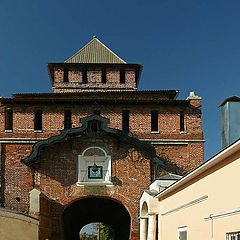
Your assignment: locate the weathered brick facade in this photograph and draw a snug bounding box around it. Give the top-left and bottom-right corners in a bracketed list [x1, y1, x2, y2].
[0, 37, 204, 240]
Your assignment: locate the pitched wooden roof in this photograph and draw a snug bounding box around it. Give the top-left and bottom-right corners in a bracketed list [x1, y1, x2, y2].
[65, 37, 126, 64]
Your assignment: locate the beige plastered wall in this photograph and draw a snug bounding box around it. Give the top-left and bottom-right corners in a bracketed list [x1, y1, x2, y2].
[0, 208, 39, 240]
[158, 149, 240, 240]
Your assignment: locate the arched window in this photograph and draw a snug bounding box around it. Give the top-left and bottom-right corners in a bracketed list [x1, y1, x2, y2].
[77, 147, 112, 186]
[141, 201, 149, 217]
[140, 202, 149, 240]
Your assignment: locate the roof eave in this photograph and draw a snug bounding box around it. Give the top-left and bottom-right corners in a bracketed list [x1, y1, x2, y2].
[154, 138, 240, 199]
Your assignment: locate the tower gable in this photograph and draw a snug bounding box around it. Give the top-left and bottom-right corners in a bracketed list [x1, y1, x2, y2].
[48, 37, 142, 93]
[65, 37, 126, 64]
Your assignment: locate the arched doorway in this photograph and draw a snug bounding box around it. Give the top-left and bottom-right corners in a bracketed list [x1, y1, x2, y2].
[62, 197, 131, 240]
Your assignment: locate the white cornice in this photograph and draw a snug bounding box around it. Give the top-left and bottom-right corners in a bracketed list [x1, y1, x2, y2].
[0, 138, 46, 144]
[161, 195, 208, 216]
[140, 139, 205, 145]
[205, 207, 240, 221]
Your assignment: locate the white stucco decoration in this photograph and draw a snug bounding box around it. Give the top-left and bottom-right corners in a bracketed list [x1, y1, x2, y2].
[29, 188, 41, 213]
[140, 191, 159, 217]
[77, 146, 112, 186]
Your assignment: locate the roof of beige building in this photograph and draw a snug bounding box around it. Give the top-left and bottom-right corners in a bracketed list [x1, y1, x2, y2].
[65, 36, 126, 64]
[154, 137, 240, 199]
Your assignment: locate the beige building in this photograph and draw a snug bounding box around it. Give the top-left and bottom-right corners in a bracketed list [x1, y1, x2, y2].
[140, 138, 240, 240]
[0, 207, 39, 240]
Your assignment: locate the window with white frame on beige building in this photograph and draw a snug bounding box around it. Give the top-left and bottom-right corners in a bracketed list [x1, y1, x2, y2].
[178, 226, 187, 240]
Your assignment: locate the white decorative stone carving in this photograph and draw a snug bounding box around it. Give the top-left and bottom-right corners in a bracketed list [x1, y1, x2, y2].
[29, 189, 41, 213]
[186, 91, 201, 100]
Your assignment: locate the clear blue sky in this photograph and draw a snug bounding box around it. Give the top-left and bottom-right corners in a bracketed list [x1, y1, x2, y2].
[0, 0, 239, 160]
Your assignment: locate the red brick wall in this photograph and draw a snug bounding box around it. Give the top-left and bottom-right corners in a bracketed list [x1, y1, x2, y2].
[1, 144, 33, 213]
[32, 136, 151, 240]
[0, 97, 204, 240]
[0, 104, 203, 140]
[52, 67, 137, 92]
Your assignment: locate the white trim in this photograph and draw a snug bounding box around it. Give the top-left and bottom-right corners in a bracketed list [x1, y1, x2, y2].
[140, 138, 205, 142]
[77, 146, 112, 185]
[155, 139, 240, 199]
[76, 181, 113, 186]
[82, 146, 107, 157]
[180, 131, 187, 134]
[178, 226, 187, 231]
[4, 130, 13, 133]
[204, 207, 240, 221]
[161, 195, 208, 216]
[0, 138, 46, 140]
[0, 138, 47, 144]
[34, 130, 43, 133]
[140, 138, 205, 145]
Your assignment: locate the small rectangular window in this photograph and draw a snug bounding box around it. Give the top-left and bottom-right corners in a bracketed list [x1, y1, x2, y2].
[178, 227, 187, 240]
[64, 109, 72, 129]
[5, 108, 13, 131]
[63, 68, 69, 82]
[82, 69, 88, 84]
[34, 110, 42, 131]
[102, 69, 106, 83]
[122, 110, 129, 132]
[151, 110, 158, 132]
[180, 111, 185, 132]
[120, 69, 125, 83]
[226, 231, 240, 240]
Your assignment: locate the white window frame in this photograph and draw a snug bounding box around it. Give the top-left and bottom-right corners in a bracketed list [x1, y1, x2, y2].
[178, 226, 187, 240]
[77, 146, 112, 186]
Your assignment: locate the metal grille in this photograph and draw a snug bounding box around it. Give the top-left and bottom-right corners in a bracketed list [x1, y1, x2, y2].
[226, 231, 240, 240]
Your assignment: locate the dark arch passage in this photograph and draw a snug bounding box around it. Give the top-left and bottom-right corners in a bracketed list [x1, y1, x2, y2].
[62, 197, 131, 240]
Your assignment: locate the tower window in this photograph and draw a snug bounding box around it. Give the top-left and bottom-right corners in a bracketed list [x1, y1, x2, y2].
[180, 111, 185, 132]
[120, 69, 125, 84]
[63, 68, 69, 82]
[151, 110, 158, 132]
[64, 109, 72, 129]
[5, 108, 13, 131]
[34, 110, 42, 131]
[102, 69, 106, 83]
[122, 110, 129, 132]
[82, 69, 88, 84]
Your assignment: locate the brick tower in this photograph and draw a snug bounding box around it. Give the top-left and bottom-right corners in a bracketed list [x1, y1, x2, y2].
[0, 37, 204, 240]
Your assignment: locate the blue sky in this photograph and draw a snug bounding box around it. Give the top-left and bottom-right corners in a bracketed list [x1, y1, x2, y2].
[0, 0, 239, 160]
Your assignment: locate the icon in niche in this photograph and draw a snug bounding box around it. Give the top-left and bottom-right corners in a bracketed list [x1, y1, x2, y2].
[88, 166, 103, 179]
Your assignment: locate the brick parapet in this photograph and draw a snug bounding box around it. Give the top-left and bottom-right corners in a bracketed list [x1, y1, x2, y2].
[52, 68, 137, 92]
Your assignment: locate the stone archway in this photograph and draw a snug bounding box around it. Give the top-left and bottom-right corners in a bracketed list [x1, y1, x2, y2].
[62, 197, 131, 240]
[140, 202, 149, 240]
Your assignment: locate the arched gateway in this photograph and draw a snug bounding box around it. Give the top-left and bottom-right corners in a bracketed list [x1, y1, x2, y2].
[21, 115, 163, 240]
[63, 197, 131, 240]
[0, 37, 204, 240]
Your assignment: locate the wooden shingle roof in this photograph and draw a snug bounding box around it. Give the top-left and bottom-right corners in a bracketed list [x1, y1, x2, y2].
[65, 37, 126, 64]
